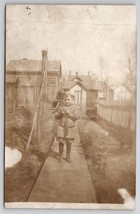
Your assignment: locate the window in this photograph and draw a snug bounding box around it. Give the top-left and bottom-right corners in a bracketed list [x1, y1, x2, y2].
[118, 91, 126, 100]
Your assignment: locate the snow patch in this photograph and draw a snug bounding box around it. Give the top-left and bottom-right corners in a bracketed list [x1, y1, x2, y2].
[5, 146, 22, 168]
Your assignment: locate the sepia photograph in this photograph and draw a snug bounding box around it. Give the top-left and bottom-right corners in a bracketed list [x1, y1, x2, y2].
[5, 4, 136, 209]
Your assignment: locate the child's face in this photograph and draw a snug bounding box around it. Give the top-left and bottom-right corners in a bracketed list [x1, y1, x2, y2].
[63, 96, 72, 106]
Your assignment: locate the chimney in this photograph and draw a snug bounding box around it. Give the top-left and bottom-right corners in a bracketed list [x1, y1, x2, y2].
[76, 72, 78, 77]
[69, 70, 71, 76]
[42, 50, 48, 58]
[88, 71, 90, 76]
[42, 50, 48, 72]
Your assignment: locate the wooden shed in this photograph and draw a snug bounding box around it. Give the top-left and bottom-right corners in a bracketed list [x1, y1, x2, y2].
[59, 73, 102, 115]
[6, 54, 62, 113]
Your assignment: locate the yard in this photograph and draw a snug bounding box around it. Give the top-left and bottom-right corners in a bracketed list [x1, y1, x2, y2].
[5, 106, 136, 204]
[5, 107, 58, 202]
[78, 117, 136, 203]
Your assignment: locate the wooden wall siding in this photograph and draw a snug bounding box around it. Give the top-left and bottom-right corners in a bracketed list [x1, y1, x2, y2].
[6, 73, 60, 112]
[6, 85, 15, 112]
[97, 101, 136, 131]
[17, 86, 35, 107]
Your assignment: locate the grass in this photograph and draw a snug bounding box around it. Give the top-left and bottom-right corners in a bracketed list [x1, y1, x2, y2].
[78, 117, 136, 204]
[5, 151, 42, 202]
[5, 108, 58, 202]
[5, 106, 136, 204]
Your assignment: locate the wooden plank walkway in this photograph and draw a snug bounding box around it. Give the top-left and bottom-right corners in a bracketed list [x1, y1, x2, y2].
[27, 134, 97, 203]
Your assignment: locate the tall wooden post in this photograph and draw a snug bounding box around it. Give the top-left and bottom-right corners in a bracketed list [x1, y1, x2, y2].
[37, 50, 48, 144]
[127, 97, 133, 130]
[26, 50, 48, 151]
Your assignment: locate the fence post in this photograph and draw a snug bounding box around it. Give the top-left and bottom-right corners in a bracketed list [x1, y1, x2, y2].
[127, 99, 133, 130]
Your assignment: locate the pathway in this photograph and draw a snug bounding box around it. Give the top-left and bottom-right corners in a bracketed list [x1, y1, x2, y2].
[28, 131, 96, 203]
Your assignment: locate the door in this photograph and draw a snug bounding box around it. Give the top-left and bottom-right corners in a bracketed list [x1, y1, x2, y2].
[74, 89, 86, 115]
[74, 90, 81, 105]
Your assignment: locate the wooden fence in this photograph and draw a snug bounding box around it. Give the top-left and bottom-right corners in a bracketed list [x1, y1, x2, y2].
[97, 100, 136, 131]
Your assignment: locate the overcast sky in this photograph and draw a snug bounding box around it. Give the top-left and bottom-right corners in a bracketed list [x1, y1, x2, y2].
[6, 5, 136, 82]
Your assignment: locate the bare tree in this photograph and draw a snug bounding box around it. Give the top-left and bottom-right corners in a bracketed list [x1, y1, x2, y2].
[99, 56, 113, 99]
[122, 32, 136, 99]
[121, 34, 136, 129]
[124, 52, 136, 129]
[123, 53, 136, 99]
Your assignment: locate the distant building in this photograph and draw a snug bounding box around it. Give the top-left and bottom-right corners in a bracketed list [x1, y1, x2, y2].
[59, 72, 102, 114]
[113, 81, 131, 101]
[6, 51, 62, 112]
[98, 89, 114, 101]
[98, 81, 131, 101]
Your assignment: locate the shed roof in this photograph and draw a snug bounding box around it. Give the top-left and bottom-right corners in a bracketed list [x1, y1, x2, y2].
[6, 59, 61, 74]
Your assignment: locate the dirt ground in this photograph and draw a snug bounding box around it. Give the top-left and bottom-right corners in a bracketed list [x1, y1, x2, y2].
[5, 108, 58, 202]
[78, 117, 136, 204]
[5, 107, 136, 203]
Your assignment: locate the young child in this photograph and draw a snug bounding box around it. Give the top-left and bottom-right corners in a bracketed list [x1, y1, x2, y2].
[54, 91, 80, 163]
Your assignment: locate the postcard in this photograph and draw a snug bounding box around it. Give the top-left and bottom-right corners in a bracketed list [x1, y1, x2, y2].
[5, 5, 136, 209]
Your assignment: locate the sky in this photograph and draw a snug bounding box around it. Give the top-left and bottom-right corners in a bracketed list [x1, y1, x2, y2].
[6, 5, 136, 83]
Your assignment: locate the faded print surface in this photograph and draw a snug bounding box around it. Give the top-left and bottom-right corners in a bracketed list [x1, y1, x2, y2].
[5, 5, 136, 209]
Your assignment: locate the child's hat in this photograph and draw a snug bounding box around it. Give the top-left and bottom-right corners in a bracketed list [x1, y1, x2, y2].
[63, 91, 74, 99]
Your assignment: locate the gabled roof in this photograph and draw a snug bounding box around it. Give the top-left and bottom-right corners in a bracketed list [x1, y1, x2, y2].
[66, 73, 102, 90]
[60, 79, 102, 91]
[112, 81, 131, 93]
[59, 80, 89, 91]
[6, 59, 61, 74]
[60, 81, 76, 90]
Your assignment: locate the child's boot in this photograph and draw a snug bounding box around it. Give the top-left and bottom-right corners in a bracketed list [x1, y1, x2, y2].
[58, 142, 64, 163]
[66, 142, 72, 163]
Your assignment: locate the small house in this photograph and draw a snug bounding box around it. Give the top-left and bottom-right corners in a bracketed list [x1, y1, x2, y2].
[113, 82, 131, 101]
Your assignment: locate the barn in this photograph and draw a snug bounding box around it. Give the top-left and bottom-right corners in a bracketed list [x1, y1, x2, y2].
[6, 51, 62, 113]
